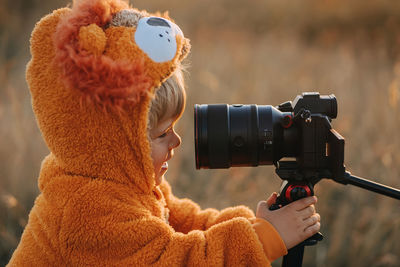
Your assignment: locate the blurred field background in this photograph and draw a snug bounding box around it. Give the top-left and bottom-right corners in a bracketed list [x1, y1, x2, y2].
[1, 0, 400, 266]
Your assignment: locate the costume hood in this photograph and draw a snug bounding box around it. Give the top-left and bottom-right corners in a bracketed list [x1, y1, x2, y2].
[28, 0, 190, 194]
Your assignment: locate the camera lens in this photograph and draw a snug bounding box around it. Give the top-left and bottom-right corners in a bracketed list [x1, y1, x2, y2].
[194, 104, 297, 169]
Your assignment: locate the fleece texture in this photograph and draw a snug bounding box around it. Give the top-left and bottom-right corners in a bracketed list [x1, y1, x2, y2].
[8, 0, 287, 266]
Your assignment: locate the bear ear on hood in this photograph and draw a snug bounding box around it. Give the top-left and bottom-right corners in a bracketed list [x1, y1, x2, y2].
[78, 24, 107, 56]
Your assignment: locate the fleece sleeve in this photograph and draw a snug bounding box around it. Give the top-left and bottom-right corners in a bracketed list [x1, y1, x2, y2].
[251, 218, 288, 262]
[159, 181, 255, 233]
[59, 182, 271, 266]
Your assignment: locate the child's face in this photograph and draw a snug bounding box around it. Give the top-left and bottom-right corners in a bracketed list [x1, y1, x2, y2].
[149, 116, 181, 186]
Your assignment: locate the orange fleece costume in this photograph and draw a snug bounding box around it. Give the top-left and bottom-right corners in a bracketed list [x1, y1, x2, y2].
[8, 0, 287, 266]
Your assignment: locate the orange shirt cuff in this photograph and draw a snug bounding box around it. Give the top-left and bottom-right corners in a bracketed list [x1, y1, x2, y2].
[251, 218, 288, 262]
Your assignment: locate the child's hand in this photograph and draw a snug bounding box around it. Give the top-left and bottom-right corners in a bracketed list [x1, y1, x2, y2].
[256, 193, 321, 250]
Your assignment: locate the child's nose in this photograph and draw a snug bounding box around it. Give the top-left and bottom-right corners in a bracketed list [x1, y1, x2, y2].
[169, 132, 181, 149]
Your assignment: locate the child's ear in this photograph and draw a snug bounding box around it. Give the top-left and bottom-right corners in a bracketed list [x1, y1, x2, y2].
[78, 24, 107, 56]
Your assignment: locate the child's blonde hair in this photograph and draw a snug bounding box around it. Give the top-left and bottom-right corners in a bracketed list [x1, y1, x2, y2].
[148, 67, 186, 130]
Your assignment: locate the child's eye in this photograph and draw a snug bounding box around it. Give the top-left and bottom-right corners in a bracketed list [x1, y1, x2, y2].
[158, 132, 168, 138]
[157, 126, 174, 138]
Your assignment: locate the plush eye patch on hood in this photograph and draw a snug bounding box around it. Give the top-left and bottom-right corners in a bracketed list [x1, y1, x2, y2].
[135, 17, 183, 63]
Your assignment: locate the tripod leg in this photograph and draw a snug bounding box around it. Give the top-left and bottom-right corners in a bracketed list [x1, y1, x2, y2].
[282, 245, 305, 267]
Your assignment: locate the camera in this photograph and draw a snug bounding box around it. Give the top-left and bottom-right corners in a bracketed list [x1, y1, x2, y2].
[194, 92, 399, 199]
[194, 92, 343, 185]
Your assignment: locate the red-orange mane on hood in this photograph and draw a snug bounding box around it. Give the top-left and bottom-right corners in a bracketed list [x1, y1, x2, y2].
[54, 0, 152, 109]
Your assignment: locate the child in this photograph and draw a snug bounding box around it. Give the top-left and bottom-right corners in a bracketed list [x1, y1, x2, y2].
[8, 0, 320, 266]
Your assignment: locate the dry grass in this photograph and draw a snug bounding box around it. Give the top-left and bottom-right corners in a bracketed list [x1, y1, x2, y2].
[1, 0, 400, 266]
